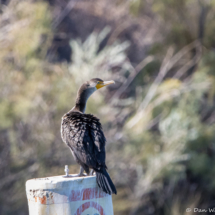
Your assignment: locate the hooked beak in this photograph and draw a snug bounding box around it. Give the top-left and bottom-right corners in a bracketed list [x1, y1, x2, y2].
[96, 80, 115, 89]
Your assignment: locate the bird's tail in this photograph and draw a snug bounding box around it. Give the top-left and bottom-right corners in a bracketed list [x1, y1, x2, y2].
[96, 169, 117, 195]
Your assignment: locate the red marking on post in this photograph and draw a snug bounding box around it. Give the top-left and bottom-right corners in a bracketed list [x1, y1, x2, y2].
[69, 187, 108, 202]
[39, 196, 46, 204]
[74, 201, 105, 215]
[69, 190, 81, 201]
[82, 188, 108, 200]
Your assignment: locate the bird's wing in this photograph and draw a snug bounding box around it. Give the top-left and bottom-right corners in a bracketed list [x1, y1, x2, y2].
[61, 111, 106, 169]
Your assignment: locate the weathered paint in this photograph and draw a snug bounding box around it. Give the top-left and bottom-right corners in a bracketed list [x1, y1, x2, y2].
[26, 175, 114, 215]
[74, 201, 105, 215]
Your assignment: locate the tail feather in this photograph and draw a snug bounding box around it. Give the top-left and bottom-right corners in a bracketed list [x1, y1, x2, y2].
[96, 171, 103, 189]
[96, 169, 117, 195]
[104, 177, 112, 193]
[101, 174, 110, 194]
[97, 173, 102, 189]
[98, 173, 108, 194]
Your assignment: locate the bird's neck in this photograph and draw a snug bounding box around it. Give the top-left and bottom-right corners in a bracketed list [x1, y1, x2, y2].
[73, 88, 96, 113]
[74, 101, 87, 113]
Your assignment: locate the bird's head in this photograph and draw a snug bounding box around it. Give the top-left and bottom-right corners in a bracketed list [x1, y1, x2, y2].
[87, 78, 115, 90]
[76, 78, 115, 104]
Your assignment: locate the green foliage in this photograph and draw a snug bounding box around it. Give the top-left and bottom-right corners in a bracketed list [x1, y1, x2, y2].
[0, 1, 56, 214]
[69, 27, 130, 83]
[129, 0, 143, 16]
[1, 0, 215, 215]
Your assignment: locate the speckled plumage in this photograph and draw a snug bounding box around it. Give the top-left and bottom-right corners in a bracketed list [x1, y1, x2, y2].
[61, 111, 107, 174]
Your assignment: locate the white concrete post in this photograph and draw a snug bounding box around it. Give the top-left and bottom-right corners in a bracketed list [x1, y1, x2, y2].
[26, 174, 114, 215]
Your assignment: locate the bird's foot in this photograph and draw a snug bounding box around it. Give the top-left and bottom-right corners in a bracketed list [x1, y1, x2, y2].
[62, 166, 87, 178]
[89, 169, 96, 176]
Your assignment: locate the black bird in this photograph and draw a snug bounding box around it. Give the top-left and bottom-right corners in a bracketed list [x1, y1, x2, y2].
[61, 78, 117, 195]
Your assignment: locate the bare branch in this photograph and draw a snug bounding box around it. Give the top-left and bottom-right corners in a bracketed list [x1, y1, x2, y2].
[127, 41, 202, 128]
[111, 56, 154, 101]
[52, 0, 78, 29]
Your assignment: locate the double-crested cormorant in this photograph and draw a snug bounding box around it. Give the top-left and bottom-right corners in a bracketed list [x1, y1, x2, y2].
[61, 78, 117, 195]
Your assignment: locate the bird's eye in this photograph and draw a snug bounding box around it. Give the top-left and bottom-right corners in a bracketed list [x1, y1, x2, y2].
[97, 81, 100, 84]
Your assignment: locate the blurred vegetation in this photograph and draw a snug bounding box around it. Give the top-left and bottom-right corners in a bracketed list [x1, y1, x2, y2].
[1, 0, 215, 215]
